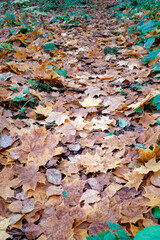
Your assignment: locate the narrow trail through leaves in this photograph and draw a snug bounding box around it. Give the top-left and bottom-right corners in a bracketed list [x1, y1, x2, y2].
[0, 0, 160, 239]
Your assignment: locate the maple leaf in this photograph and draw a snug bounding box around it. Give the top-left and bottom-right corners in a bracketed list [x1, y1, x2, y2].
[35, 103, 53, 116]
[79, 96, 102, 107]
[79, 152, 107, 173]
[71, 116, 87, 131]
[139, 113, 157, 129]
[137, 143, 160, 162]
[144, 185, 160, 207]
[40, 204, 74, 240]
[79, 190, 101, 204]
[90, 116, 116, 131]
[28, 187, 46, 204]
[32, 63, 61, 82]
[1, 1, 160, 238]
[124, 171, 144, 190]
[0, 167, 19, 200]
[103, 95, 125, 113]
[25, 223, 44, 240]
[45, 112, 69, 125]
[13, 50, 28, 62]
[13, 162, 46, 193]
[150, 170, 160, 187]
[120, 197, 148, 223]
[128, 90, 160, 109]
[56, 122, 76, 136]
[0, 218, 11, 240]
[61, 175, 85, 206]
[9, 127, 61, 166]
[58, 155, 81, 175]
[135, 158, 160, 174]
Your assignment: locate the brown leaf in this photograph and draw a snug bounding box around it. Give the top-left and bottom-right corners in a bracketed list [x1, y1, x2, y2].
[139, 113, 157, 129]
[79, 96, 102, 107]
[0, 167, 19, 200]
[79, 190, 101, 204]
[13, 162, 45, 192]
[137, 144, 160, 162]
[9, 127, 60, 165]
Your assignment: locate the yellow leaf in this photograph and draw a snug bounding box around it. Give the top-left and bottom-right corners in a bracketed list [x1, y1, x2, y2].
[79, 96, 102, 107]
[0, 218, 11, 240]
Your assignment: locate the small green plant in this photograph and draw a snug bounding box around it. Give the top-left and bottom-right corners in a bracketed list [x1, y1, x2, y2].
[12, 88, 35, 112]
[142, 49, 160, 64]
[87, 222, 160, 240]
[13, 0, 30, 8]
[152, 206, 160, 219]
[27, 79, 52, 92]
[149, 94, 160, 110]
[49, 11, 92, 28]
[3, 12, 16, 26]
[104, 47, 119, 55]
[44, 65, 68, 78]
[86, 221, 131, 240]
[0, 43, 17, 51]
[131, 82, 141, 90]
[134, 107, 143, 114]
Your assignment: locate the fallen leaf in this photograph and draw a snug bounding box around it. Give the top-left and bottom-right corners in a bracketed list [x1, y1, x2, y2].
[0, 134, 13, 150]
[46, 112, 69, 125]
[79, 96, 102, 107]
[79, 190, 101, 204]
[0, 218, 11, 240]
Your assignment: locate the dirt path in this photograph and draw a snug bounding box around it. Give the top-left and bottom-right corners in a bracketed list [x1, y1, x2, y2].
[0, 1, 160, 239]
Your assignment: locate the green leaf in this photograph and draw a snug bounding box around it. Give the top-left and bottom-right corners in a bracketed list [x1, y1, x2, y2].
[13, 95, 26, 102]
[150, 94, 160, 110]
[134, 225, 160, 240]
[50, 121, 55, 125]
[120, 90, 127, 95]
[63, 190, 68, 198]
[135, 143, 146, 149]
[152, 206, 160, 219]
[106, 133, 114, 137]
[137, 20, 158, 34]
[33, 10, 47, 16]
[43, 43, 56, 51]
[107, 222, 121, 231]
[118, 118, 128, 128]
[9, 86, 18, 91]
[104, 47, 118, 55]
[142, 49, 160, 64]
[18, 107, 26, 112]
[157, 120, 160, 125]
[86, 231, 111, 240]
[56, 68, 67, 78]
[152, 64, 160, 73]
[135, 107, 143, 113]
[44, 65, 54, 70]
[9, 28, 17, 35]
[116, 229, 131, 240]
[0, 43, 16, 51]
[145, 37, 155, 49]
[103, 232, 117, 240]
[23, 88, 30, 94]
[86, 235, 101, 240]
[30, 97, 35, 103]
[98, 231, 110, 239]
[23, 88, 35, 103]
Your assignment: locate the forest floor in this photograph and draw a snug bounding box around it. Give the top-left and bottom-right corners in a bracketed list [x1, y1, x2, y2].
[0, 0, 160, 239]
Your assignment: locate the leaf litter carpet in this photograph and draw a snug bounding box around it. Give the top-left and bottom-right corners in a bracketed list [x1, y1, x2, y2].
[0, 0, 160, 239]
